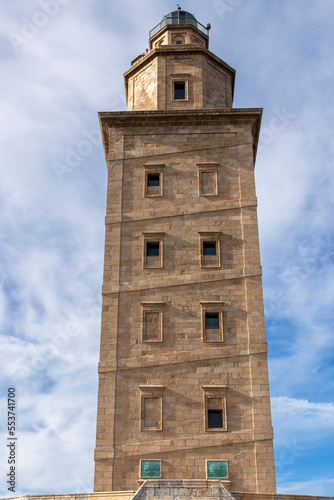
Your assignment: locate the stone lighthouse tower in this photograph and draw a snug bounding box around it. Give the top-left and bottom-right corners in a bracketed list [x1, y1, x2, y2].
[94, 7, 276, 495]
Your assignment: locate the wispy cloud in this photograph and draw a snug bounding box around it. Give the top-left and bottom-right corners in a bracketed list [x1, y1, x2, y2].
[1, 0, 334, 497]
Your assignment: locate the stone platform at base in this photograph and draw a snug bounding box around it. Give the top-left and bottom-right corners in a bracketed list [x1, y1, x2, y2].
[2, 481, 334, 500]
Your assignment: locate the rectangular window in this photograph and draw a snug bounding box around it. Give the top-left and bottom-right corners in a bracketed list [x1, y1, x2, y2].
[147, 173, 160, 187]
[207, 397, 223, 429]
[198, 164, 219, 197]
[205, 312, 219, 329]
[143, 397, 161, 430]
[141, 302, 164, 343]
[174, 82, 186, 100]
[198, 232, 221, 268]
[140, 460, 161, 478]
[171, 74, 189, 102]
[203, 241, 217, 256]
[208, 410, 223, 428]
[144, 312, 160, 339]
[139, 385, 164, 432]
[200, 302, 224, 343]
[147, 241, 159, 257]
[175, 40, 183, 45]
[143, 233, 164, 268]
[143, 165, 164, 197]
[202, 385, 228, 433]
[207, 460, 228, 479]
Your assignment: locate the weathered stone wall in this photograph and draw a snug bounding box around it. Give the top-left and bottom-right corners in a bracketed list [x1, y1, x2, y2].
[3, 487, 334, 500]
[124, 40, 235, 111]
[95, 109, 275, 494]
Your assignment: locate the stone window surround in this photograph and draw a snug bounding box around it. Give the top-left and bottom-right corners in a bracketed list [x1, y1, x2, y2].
[142, 232, 165, 269]
[170, 73, 190, 102]
[172, 33, 185, 45]
[197, 163, 219, 197]
[198, 232, 221, 268]
[139, 385, 165, 432]
[143, 164, 165, 198]
[140, 302, 165, 343]
[202, 385, 228, 433]
[200, 301, 224, 343]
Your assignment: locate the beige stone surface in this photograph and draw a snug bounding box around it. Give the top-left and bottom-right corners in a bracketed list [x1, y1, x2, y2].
[94, 17, 275, 496]
[2, 489, 334, 500]
[124, 26, 235, 111]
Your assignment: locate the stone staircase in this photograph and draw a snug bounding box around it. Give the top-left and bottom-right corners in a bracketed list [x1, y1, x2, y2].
[131, 480, 236, 500]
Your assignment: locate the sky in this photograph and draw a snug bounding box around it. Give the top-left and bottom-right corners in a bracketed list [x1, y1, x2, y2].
[0, 0, 334, 497]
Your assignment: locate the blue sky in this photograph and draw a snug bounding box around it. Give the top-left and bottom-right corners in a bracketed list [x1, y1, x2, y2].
[0, 0, 334, 496]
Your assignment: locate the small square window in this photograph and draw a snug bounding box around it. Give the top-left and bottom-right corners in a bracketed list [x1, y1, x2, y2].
[147, 173, 160, 187]
[175, 40, 183, 45]
[208, 410, 223, 428]
[174, 82, 186, 100]
[203, 242, 217, 256]
[147, 242, 159, 257]
[205, 312, 219, 329]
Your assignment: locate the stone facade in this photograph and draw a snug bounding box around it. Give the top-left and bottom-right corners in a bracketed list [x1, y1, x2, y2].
[124, 25, 235, 111]
[3, 488, 334, 500]
[94, 9, 275, 496]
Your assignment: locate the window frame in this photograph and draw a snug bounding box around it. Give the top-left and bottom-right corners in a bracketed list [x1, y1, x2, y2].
[202, 385, 228, 433]
[197, 163, 219, 197]
[200, 301, 224, 343]
[142, 232, 165, 269]
[140, 302, 165, 343]
[139, 385, 164, 432]
[170, 74, 190, 102]
[143, 164, 164, 198]
[198, 232, 221, 268]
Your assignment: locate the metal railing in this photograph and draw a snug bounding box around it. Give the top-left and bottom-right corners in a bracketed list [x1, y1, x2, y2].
[149, 13, 210, 38]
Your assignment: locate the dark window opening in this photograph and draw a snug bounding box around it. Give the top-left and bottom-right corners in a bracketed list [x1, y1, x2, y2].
[147, 173, 160, 187]
[203, 241, 216, 256]
[147, 242, 160, 257]
[205, 312, 219, 329]
[175, 40, 183, 45]
[208, 410, 223, 428]
[174, 82, 186, 100]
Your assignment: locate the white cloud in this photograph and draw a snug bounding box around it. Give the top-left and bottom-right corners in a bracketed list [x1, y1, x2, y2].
[278, 477, 334, 497]
[272, 397, 334, 443]
[1, 0, 334, 497]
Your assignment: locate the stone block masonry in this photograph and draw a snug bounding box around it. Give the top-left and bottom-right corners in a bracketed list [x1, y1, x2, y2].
[95, 108, 275, 493]
[2, 488, 334, 500]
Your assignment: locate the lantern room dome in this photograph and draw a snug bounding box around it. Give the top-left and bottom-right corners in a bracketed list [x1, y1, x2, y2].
[149, 6, 211, 39]
[162, 7, 198, 28]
